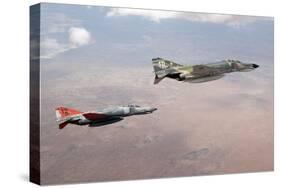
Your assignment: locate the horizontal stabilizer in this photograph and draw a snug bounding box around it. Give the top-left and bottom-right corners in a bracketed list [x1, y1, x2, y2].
[59, 121, 69, 129]
[154, 75, 165, 84]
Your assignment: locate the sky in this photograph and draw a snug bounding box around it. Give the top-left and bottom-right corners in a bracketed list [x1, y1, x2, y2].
[38, 3, 274, 185]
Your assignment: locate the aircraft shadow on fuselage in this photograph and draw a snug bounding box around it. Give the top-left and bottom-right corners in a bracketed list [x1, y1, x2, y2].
[88, 118, 124, 127]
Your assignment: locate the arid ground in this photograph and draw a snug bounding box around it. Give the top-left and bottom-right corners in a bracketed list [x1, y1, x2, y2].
[40, 59, 273, 184]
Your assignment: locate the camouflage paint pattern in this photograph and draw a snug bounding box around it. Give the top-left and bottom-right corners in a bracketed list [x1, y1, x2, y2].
[152, 58, 259, 84]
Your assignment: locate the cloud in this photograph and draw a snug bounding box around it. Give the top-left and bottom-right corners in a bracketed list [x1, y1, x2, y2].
[40, 13, 94, 59]
[106, 8, 262, 27]
[106, 8, 179, 22]
[41, 27, 93, 59]
[69, 27, 92, 47]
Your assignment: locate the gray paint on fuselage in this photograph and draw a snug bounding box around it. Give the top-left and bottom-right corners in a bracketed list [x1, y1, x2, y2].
[61, 105, 157, 127]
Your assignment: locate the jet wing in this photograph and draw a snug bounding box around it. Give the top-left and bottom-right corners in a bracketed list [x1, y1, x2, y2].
[154, 76, 165, 84]
[185, 74, 225, 83]
[82, 112, 109, 121]
[192, 65, 221, 77]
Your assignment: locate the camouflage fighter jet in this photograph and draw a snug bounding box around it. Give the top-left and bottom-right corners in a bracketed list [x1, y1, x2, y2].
[152, 57, 259, 84]
[55, 105, 157, 129]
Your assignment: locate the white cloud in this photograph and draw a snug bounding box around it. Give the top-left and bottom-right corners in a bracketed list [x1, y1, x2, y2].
[40, 13, 94, 59]
[106, 8, 260, 27]
[106, 8, 179, 22]
[69, 27, 92, 47]
[41, 27, 93, 59]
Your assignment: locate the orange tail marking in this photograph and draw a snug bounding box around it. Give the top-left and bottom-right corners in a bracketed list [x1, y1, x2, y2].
[56, 107, 82, 118]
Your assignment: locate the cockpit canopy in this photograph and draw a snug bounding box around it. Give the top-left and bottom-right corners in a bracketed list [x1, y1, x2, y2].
[126, 104, 140, 108]
[226, 59, 242, 64]
[225, 59, 253, 70]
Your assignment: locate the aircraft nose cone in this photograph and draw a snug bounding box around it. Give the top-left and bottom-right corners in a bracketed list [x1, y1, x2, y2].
[252, 64, 259, 68]
[150, 107, 157, 112]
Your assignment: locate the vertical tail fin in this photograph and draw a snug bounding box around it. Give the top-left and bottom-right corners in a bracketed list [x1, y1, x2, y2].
[55, 107, 81, 119]
[152, 58, 169, 85]
[55, 107, 82, 129]
[152, 58, 168, 72]
[152, 58, 182, 84]
[152, 57, 182, 71]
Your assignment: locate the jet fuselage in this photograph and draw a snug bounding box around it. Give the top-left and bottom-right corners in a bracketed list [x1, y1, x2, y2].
[56, 105, 157, 129]
[152, 58, 259, 84]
